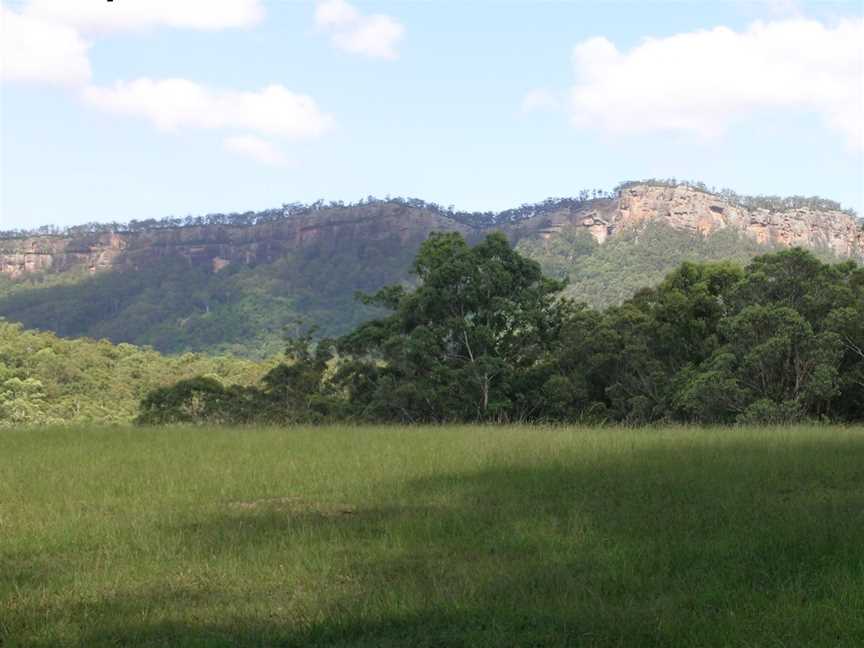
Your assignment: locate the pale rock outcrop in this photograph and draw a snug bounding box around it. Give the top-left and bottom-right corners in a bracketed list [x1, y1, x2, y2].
[1, 185, 860, 279]
[611, 185, 863, 258]
[509, 184, 862, 260]
[0, 205, 477, 279]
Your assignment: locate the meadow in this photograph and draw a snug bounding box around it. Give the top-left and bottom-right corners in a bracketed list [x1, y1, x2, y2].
[2, 424, 863, 647]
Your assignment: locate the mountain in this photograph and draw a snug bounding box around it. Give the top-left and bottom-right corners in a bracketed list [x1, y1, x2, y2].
[1, 181, 861, 357]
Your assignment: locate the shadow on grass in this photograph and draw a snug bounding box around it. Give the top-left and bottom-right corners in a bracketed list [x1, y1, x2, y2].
[6, 437, 864, 647]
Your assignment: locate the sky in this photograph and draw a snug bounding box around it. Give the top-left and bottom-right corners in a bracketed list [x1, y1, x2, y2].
[1, 0, 862, 231]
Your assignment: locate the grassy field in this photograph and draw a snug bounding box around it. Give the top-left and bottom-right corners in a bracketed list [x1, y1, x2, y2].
[2, 425, 864, 647]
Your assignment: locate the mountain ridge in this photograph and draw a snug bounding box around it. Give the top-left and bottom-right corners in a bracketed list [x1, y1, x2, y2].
[1, 181, 860, 356]
[1, 182, 862, 280]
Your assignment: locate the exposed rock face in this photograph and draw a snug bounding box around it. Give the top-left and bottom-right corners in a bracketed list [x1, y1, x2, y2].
[0, 205, 477, 279]
[0, 232, 127, 277]
[1, 184, 861, 279]
[613, 185, 864, 259]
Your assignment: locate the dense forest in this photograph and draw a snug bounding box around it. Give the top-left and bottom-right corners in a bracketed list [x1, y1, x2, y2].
[3, 233, 860, 426]
[517, 222, 777, 309]
[1, 221, 835, 357]
[0, 322, 273, 425]
[0, 241, 409, 357]
[139, 234, 864, 426]
[3, 180, 859, 358]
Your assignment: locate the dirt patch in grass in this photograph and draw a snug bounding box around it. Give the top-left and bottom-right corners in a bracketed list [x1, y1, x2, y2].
[227, 496, 357, 517]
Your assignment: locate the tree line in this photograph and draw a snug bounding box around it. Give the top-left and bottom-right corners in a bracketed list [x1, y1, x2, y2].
[138, 233, 864, 426]
[0, 194, 601, 240]
[5, 181, 855, 241]
[0, 321, 270, 426]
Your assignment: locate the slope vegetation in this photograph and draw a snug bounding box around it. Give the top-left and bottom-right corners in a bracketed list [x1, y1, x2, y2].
[1, 182, 860, 356]
[0, 321, 272, 424]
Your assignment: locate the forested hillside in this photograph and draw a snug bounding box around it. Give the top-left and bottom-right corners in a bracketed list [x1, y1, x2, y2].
[3, 236, 862, 426]
[517, 222, 774, 308]
[142, 236, 864, 426]
[0, 224, 775, 354]
[1, 182, 860, 356]
[0, 250, 397, 357]
[0, 322, 273, 425]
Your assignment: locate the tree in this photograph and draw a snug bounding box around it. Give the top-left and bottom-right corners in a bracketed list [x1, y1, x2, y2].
[674, 250, 854, 423]
[136, 376, 261, 425]
[336, 232, 567, 422]
[258, 320, 336, 422]
[824, 265, 864, 420]
[0, 376, 51, 424]
[130, 244, 862, 426]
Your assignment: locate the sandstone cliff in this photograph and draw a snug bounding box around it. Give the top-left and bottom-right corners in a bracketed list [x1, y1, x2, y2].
[1, 184, 861, 279]
[519, 184, 863, 260]
[616, 185, 863, 258]
[0, 204, 477, 279]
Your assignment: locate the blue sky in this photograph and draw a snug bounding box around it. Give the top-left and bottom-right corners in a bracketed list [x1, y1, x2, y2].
[1, 0, 862, 230]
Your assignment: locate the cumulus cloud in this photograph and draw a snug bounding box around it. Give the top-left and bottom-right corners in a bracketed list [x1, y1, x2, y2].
[315, 0, 359, 28]
[763, 0, 801, 15]
[315, 0, 404, 60]
[23, 0, 264, 34]
[224, 135, 290, 166]
[569, 18, 864, 149]
[84, 79, 334, 139]
[1, 0, 264, 87]
[2, 1, 332, 167]
[521, 88, 561, 113]
[0, 7, 91, 86]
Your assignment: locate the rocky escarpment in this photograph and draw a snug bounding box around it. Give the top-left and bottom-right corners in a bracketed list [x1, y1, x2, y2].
[524, 184, 863, 260]
[0, 232, 128, 277]
[1, 184, 861, 279]
[0, 204, 478, 279]
[614, 185, 863, 258]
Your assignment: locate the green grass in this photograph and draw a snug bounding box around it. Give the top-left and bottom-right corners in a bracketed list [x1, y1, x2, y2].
[2, 425, 863, 647]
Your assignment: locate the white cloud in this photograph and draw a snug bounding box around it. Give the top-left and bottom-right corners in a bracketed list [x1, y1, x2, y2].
[0, 7, 91, 86]
[2, 0, 332, 167]
[762, 0, 801, 16]
[83, 79, 335, 139]
[568, 18, 864, 149]
[0, 0, 264, 88]
[315, 0, 359, 28]
[224, 136, 290, 166]
[521, 88, 561, 113]
[315, 0, 404, 60]
[23, 0, 264, 34]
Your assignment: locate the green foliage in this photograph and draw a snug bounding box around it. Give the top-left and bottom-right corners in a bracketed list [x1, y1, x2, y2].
[0, 377, 51, 424]
[259, 340, 336, 424]
[2, 212, 854, 359]
[518, 222, 777, 309]
[0, 250, 397, 358]
[136, 236, 863, 425]
[618, 249, 863, 424]
[336, 232, 568, 422]
[0, 321, 272, 426]
[136, 377, 264, 425]
[344, 242, 863, 424]
[4, 233, 861, 426]
[137, 321, 339, 425]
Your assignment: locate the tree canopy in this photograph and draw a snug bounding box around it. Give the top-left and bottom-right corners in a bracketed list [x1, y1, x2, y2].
[0, 321, 272, 426]
[138, 235, 864, 426]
